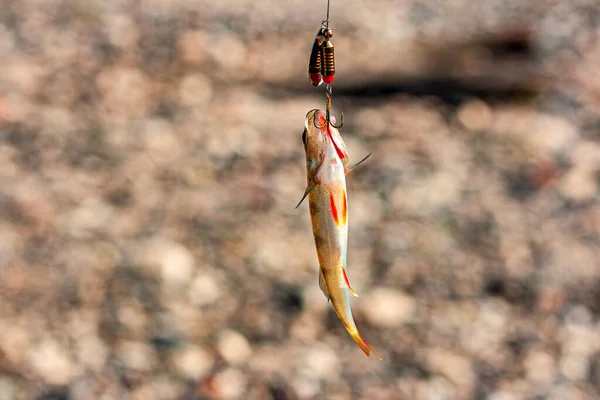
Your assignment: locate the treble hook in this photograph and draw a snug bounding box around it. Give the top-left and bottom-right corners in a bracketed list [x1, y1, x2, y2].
[314, 84, 344, 129]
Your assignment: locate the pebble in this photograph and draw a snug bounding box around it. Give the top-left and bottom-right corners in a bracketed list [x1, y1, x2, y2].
[178, 73, 213, 108]
[362, 288, 416, 328]
[96, 67, 151, 116]
[0, 376, 17, 400]
[157, 240, 195, 290]
[29, 340, 76, 385]
[188, 272, 223, 306]
[523, 349, 556, 385]
[426, 348, 475, 398]
[178, 30, 207, 64]
[214, 368, 247, 399]
[171, 345, 214, 380]
[217, 330, 252, 366]
[457, 98, 492, 132]
[558, 167, 597, 202]
[117, 341, 157, 372]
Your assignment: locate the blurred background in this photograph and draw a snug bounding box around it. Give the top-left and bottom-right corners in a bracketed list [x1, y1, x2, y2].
[0, 0, 600, 399]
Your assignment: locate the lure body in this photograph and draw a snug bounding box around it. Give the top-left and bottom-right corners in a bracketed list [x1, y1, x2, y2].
[298, 109, 380, 359]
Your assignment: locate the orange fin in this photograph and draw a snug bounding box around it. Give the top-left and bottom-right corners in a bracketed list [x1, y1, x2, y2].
[345, 152, 372, 175]
[341, 266, 358, 297]
[346, 328, 383, 360]
[295, 182, 317, 209]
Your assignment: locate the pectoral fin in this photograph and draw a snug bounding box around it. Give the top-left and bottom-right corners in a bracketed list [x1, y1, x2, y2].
[319, 269, 330, 301]
[345, 152, 372, 175]
[295, 182, 317, 209]
[341, 266, 359, 297]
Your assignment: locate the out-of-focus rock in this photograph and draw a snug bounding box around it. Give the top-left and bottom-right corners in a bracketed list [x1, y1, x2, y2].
[158, 241, 195, 289]
[206, 33, 248, 78]
[457, 98, 492, 132]
[304, 343, 341, 380]
[530, 115, 578, 157]
[0, 376, 17, 400]
[104, 14, 140, 50]
[0, 324, 30, 365]
[361, 288, 416, 328]
[418, 375, 459, 400]
[558, 167, 597, 202]
[213, 368, 247, 399]
[75, 334, 108, 372]
[117, 341, 157, 372]
[178, 73, 213, 108]
[140, 117, 180, 163]
[426, 348, 475, 398]
[188, 271, 223, 307]
[0, 24, 15, 57]
[217, 329, 252, 366]
[68, 197, 114, 239]
[171, 345, 214, 380]
[96, 67, 151, 116]
[523, 349, 556, 386]
[29, 340, 76, 385]
[178, 30, 207, 64]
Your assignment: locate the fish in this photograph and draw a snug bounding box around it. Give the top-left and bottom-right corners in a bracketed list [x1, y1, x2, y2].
[297, 109, 381, 359]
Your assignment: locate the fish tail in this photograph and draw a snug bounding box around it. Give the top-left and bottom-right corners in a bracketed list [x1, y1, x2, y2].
[343, 324, 383, 360]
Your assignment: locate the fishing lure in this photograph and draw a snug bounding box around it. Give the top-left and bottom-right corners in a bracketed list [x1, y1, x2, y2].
[307, 25, 335, 87]
[296, 110, 379, 359]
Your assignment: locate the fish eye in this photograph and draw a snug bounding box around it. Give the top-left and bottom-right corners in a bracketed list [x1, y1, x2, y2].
[302, 129, 307, 145]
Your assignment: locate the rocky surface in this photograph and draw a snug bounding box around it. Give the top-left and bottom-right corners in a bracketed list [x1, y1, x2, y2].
[0, 0, 599, 399]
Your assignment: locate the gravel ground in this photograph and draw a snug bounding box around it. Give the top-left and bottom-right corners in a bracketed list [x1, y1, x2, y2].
[1, 0, 600, 399]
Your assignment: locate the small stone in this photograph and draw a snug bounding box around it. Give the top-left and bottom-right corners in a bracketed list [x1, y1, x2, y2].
[178, 74, 213, 108]
[559, 354, 589, 381]
[0, 324, 30, 364]
[531, 115, 578, 156]
[214, 368, 247, 399]
[0, 24, 15, 57]
[188, 272, 222, 306]
[140, 118, 180, 163]
[457, 98, 492, 132]
[76, 334, 108, 372]
[217, 330, 252, 366]
[96, 67, 151, 116]
[0, 376, 17, 400]
[426, 348, 475, 397]
[304, 343, 340, 380]
[418, 375, 458, 400]
[29, 340, 76, 385]
[523, 349, 556, 385]
[206, 33, 247, 76]
[68, 197, 114, 239]
[362, 288, 416, 328]
[117, 341, 157, 372]
[158, 241, 195, 289]
[571, 140, 600, 171]
[171, 345, 213, 380]
[558, 167, 597, 202]
[104, 14, 140, 50]
[179, 30, 207, 64]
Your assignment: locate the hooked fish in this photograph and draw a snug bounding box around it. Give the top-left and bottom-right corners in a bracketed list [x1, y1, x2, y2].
[296, 109, 381, 359]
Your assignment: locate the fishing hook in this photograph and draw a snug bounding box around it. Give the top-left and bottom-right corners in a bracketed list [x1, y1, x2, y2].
[314, 84, 344, 129]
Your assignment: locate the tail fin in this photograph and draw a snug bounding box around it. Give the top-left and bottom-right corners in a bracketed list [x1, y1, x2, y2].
[345, 326, 383, 360]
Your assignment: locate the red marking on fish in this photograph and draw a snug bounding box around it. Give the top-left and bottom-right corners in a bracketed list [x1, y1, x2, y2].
[327, 126, 347, 161]
[342, 266, 357, 297]
[342, 190, 347, 225]
[330, 192, 340, 226]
